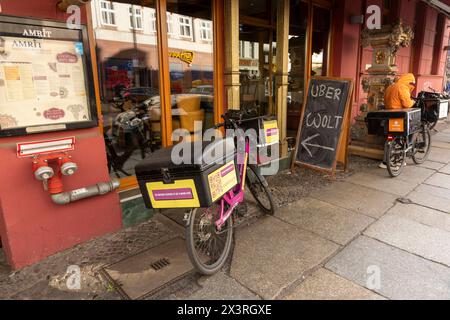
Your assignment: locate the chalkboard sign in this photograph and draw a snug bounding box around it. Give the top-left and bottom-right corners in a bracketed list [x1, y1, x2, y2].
[293, 77, 354, 174]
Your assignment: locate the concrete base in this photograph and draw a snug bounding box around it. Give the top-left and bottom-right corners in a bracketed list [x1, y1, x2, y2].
[348, 144, 384, 160]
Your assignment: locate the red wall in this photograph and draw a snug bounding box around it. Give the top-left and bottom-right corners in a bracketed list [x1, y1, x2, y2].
[333, 0, 448, 122]
[0, 0, 122, 269]
[0, 0, 85, 22]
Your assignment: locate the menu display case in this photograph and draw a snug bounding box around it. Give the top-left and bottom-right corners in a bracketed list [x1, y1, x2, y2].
[0, 15, 98, 137]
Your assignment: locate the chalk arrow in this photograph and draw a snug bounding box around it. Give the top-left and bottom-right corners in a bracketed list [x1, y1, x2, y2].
[301, 133, 335, 157]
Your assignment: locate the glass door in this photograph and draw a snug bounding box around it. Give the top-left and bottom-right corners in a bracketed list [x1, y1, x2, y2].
[166, 0, 216, 142]
[286, 1, 331, 133]
[239, 0, 277, 116]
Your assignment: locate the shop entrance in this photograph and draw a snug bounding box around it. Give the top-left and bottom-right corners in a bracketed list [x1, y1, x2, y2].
[239, 0, 277, 116]
[238, 0, 332, 136]
[286, 1, 331, 134]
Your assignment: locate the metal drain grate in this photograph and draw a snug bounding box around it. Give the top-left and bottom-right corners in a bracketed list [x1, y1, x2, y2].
[100, 238, 195, 299]
[150, 258, 170, 271]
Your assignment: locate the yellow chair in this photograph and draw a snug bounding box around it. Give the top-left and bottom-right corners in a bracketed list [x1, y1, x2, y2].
[180, 109, 205, 133]
[177, 94, 201, 112]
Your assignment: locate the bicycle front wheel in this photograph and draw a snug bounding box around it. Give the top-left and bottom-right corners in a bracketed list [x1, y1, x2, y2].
[386, 137, 406, 177]
[186, 204, 233, 275]
[412, 127, 431, 164]
[246, 165, 275, 215]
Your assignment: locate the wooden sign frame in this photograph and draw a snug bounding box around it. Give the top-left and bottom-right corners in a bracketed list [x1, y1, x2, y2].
[291, 76, 354, 178]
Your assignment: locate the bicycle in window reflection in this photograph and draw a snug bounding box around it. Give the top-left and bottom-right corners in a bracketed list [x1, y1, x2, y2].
[104, 102, 157, 178]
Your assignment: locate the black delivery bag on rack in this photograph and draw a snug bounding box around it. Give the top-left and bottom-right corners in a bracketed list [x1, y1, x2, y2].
[365, 108, 422, 136]
[135, 138, 238, 209]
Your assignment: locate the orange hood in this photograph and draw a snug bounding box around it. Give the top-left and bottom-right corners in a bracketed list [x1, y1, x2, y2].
[397, 73, 416, 91]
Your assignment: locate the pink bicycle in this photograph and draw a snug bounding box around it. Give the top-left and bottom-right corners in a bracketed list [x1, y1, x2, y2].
[185, 110, 276, 275]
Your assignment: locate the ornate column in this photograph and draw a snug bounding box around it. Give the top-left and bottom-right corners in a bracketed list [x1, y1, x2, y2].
[351, 21, 414, 155]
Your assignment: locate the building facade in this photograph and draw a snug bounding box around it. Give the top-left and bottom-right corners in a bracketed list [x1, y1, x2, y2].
[0, 0, 449, 269]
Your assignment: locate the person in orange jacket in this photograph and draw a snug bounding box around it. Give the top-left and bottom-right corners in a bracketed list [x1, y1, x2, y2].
[379, 73, 417, 169]
[384, 73, 416, 110]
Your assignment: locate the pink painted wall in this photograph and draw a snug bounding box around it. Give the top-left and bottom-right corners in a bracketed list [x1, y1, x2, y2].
[0, 0, 122, 269]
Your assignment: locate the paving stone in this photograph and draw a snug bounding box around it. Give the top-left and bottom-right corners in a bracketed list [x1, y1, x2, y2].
[385, 203, 450, 232]
[276, 197, 374, 245]
[415, 183, 450, 200]
[439, 164, 450, 175]
[432, 132, 450, 143]
[425, 173, 450, 189]
[187, 272, 260, 300]
[427, 147, 450, 164]
[431, 141, 450, 150]
[364, 166, 435, 184]
[283, 268, 385, 300]
[364, 211, 450, 266]
[312, 182, 397, 219]
[408, 184, 450, 213]
[326, 236, 450, 300]
[417, 160, 446, 171]
[230, 216, 339, 299]
[345, 172, 417, 196]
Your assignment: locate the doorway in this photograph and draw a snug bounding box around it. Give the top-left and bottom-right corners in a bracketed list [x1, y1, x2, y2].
[239, 0, 277, 116]
[286, 1, 332, 133]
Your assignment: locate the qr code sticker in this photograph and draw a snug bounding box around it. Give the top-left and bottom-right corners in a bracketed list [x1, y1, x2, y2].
[208, 171, 223, 201]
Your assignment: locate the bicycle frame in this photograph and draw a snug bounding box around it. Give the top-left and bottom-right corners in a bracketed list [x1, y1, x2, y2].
[215, 139, 250, 230]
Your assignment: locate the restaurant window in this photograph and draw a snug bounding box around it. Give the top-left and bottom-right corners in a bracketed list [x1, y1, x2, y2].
[129, 5, 143, 30]
[168, 0, 215, 136]
[179, 16, 193, 39]
[199, 20, 212, 41]
[100, 0, 116, 26]
[95, 1, 162, 179]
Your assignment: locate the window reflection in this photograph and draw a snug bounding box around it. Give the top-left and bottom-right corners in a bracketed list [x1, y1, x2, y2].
[95, 0, 161, 179]
[167, 0, 215, 138]
[239, 0, 277, 116]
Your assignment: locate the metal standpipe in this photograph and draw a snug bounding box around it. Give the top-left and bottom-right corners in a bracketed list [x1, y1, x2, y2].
[51, 179, 121, 205]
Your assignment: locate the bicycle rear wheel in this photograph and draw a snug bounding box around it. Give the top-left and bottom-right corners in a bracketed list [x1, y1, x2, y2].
[186, 204, 233, 275]
[246, 165, 275, 215]
[386, 137, 406, 177]
[412, 127, 431, 164]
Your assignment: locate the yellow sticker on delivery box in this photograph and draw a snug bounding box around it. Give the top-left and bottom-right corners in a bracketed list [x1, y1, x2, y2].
[146, 179, 200, 209]
[208, 162, 238, 202]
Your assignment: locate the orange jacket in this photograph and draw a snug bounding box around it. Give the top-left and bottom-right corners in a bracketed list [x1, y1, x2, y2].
[384, 73, 416, 109]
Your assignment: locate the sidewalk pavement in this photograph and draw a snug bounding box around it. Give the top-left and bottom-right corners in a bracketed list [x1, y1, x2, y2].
[1, 123, 450, 300]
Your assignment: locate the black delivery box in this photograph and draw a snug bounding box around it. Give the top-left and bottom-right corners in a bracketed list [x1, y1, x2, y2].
[135, 138, 238, 209]
[365, 108, 422, 136]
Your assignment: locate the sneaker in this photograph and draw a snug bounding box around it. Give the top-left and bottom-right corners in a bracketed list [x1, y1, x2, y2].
[378, 162, 387, 169]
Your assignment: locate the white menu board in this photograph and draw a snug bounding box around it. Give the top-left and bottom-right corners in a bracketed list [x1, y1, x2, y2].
[0, 35, 91, 131]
